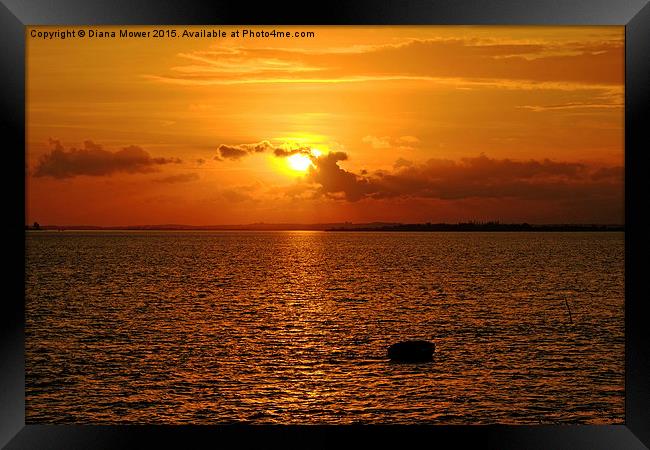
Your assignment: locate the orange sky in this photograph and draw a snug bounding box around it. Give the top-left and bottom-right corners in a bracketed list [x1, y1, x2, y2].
[26, 26, 624, 225]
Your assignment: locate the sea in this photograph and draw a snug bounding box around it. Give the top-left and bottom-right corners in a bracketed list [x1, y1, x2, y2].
[25, 231, 625, 424]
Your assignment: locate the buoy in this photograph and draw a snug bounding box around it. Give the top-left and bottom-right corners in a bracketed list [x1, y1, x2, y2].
[387, 340, 435, 362]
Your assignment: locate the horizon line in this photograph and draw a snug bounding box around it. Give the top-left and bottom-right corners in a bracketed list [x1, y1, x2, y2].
[25, 221, 625, 231]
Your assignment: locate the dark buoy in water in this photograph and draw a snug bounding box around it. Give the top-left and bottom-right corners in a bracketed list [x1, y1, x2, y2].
[387, 340, 435, 362]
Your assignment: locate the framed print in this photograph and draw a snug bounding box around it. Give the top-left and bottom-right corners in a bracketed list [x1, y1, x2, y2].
[2, 0, 649, 448]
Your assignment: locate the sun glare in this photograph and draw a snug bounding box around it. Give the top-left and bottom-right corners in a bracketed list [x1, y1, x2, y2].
[287, 153, 312, 171]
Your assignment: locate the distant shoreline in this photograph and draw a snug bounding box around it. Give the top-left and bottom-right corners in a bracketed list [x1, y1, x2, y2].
[327, 224, 624, 232]
[25, 222, 624, 232]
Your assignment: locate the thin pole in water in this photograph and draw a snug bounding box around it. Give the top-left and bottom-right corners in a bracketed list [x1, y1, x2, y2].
[564, 297, 573, 324]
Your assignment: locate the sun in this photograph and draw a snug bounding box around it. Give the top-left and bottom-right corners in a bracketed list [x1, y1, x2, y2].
[287, 153, 313, 171]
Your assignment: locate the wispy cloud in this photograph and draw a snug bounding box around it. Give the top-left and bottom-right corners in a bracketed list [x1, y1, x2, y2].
[153, 172, 200, 183]
[516, 102, 623, 112]
[146, 37, 623, 88]
[362, 135, 390, 149]
[363, 135, 421, 151]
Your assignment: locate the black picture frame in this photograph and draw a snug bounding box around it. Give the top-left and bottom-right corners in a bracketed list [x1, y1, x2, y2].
[3, 1, 649, 448]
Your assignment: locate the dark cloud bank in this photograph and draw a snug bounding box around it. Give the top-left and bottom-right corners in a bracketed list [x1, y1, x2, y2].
[217, 141, 623, 209]
[33, 140, 182, 179]
[308, 152, 622, 203]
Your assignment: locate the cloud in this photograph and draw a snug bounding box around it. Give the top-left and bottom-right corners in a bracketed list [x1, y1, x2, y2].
[362, 135, 421, 151]
[149, 36, 623, 87]
[306, 151, 373, 202]
[216, 140, 278, 160]
[396, 136, 421, 145]
[590, 166, 623, 181]
[212, 139, 620, 215]
[362, 135, 390, 149]
[33, 140, 182, 179]
[221, 189, 256, 203]
[394, 158, 414, 169]
[154, 172, 200, 183]
[216, 138, 619, 207]
[216, 145, 249, 160]
[175, 50, 323, 75]
[273, 147, 310, 158]
[302, 152, 621, 205]
[517, 102, 623, 112]
[216, 140, 311, 161]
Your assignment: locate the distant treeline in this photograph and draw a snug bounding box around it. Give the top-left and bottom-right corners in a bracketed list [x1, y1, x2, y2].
[25, 222, 368, 231]
[326, 222, 624, 232]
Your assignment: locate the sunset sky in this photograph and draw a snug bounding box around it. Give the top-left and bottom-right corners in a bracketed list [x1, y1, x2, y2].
[26, 26, 624, 226]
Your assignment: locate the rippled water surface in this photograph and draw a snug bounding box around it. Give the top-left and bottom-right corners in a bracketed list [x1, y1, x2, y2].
[25, 231, 624, 424]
